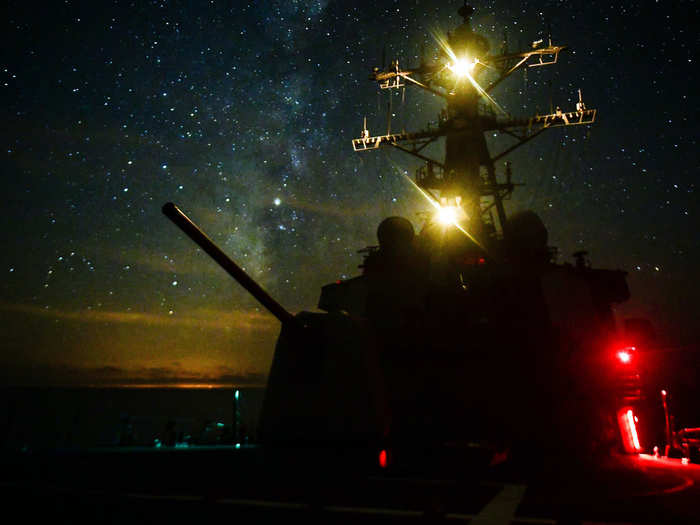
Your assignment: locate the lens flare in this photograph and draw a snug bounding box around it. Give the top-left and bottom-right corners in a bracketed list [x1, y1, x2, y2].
[448, 57, 477, 77]
[390, 162, 483, 249]
[436, 205, 459, 225]
[430, 29, 506, 115]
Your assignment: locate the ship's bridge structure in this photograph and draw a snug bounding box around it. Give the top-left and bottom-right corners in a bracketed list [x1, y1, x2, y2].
[352, 3, 596, 246]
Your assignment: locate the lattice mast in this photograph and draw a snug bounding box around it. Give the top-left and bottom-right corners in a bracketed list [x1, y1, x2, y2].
[352, 3, 596, 243]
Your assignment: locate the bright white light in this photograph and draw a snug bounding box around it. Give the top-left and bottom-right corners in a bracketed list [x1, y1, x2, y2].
[274, 197, 281, 206]
[617, 351, 631, 363]
[448, 57, 476, 77]
[431, 29, 506, 114]
[394, 167, 482, 248]
[436, 205, 459, 226]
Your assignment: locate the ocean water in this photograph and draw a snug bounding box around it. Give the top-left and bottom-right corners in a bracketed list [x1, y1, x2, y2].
[1, 387, 265, 451]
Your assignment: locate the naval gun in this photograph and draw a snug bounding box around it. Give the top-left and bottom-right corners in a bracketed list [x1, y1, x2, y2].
[161, 3, 648, 470]
[163, 202, 643, 472]
[162, 203, 390, 452]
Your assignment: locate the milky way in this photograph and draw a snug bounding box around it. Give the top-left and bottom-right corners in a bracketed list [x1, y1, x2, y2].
[2, 1, 697, 386]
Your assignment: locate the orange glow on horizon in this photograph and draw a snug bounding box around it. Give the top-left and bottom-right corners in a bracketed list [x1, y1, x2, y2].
[82, 383, 265, 389]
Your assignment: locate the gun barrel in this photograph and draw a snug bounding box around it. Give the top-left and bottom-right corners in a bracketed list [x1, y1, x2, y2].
[162, 202, 295, 325]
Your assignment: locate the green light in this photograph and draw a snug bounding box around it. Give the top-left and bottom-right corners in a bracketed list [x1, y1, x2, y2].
[235, 443, 241, 449]
[216, 422, 225, 428]
[234, 389, 240, 401]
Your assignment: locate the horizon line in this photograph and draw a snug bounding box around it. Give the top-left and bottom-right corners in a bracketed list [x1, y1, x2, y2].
[0, 383, 267, 390]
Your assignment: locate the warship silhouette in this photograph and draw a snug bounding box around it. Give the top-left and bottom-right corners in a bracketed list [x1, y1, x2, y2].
[7, 5, 700, 524]
[164, 2, 645, 470]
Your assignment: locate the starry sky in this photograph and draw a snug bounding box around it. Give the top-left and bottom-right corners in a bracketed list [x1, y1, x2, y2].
[2, 0, 698, 387]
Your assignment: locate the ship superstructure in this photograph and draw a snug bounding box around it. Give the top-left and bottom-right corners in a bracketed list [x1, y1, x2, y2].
[352, 2, 595, 246]
[165, 3, 644, 463]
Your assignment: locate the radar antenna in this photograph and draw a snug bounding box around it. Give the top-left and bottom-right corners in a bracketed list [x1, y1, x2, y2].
[352, 3, 597, 242]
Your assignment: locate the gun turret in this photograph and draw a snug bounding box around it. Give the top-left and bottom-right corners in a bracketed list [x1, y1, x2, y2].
[162, 202, 295, 325]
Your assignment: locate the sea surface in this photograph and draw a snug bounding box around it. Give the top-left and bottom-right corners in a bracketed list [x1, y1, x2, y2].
[1, 387, 265, 451]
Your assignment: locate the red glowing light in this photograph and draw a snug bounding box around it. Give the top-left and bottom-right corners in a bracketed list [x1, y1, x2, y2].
[619, 407, 642, 453]
[615, 345, 636, 364]
[378, 449, 388, 469]
[626, 409, 641, 451]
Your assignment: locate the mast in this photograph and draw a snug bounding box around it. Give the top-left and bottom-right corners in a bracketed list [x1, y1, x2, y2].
[352, 2, 596, 245]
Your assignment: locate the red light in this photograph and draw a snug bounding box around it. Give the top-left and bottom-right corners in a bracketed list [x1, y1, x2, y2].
[626, 409, 641, 451]
[378, 449, 388, 469]
[618, 407, 641, 453]
[616, 345, 636, 364]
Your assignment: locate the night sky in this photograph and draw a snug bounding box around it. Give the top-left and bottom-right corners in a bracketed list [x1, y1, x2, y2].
[2, 1, 697, 387]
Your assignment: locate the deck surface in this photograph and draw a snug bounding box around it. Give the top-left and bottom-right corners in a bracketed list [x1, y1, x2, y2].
[2, 447, 699, 524]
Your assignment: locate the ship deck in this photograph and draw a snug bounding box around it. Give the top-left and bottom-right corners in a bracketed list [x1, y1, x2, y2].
[2, 446, 699, 523]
